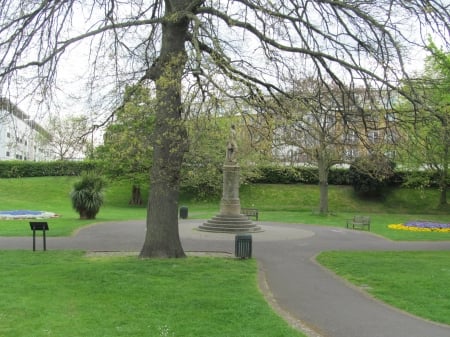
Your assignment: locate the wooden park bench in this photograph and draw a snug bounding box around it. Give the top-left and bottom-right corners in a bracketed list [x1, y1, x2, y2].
[241, 208, 259, 221]
[346, 216, 370, 231]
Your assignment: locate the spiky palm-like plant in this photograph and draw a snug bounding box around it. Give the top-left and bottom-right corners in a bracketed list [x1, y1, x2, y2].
[70, 172, 106, 219]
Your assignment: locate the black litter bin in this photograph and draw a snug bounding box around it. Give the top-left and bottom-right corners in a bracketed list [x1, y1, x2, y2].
[179, 206, 188, 219]
[235, 234, 252, 259]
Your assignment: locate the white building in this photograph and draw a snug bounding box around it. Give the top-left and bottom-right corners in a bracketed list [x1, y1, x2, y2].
[0, 97, 53, 161]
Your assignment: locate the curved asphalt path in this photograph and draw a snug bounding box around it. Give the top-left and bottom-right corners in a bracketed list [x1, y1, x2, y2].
[1, 219, 450, 337]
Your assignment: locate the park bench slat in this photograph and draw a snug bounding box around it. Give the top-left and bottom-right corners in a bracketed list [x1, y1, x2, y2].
[346, 216, 370, 231]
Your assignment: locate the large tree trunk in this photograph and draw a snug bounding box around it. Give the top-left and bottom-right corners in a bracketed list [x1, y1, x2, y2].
[439, 178, 448, 207]
[318, 157, 329, 214]
[315, 139, 330, 215]
[140, 1, 190, 258]
[129, 185, 143, 205]
[438, 134, 448, 207]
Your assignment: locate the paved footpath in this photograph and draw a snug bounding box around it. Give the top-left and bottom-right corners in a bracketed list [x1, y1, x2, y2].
[1, 219, 450, 337]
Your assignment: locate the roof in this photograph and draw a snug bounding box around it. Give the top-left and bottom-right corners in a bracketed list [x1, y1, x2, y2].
[0, 97, 50, 138]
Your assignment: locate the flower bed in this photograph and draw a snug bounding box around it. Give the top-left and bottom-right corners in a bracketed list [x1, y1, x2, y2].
[388, 221, 450, 233]
[0, 210, 58, 220]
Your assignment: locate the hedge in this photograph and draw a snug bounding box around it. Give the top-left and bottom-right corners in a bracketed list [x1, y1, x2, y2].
[248, 165, 447, 188]
[0, 160, 100, 178]
[248, 165, 351, 185]
[0, 161, 446, 189]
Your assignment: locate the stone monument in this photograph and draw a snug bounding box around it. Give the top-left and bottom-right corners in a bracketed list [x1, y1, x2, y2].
[199, 125, 262, 233]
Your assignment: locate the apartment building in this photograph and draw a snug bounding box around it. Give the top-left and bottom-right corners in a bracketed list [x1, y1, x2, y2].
[0, 97, 52, 161]
[270, 87, 400, 165]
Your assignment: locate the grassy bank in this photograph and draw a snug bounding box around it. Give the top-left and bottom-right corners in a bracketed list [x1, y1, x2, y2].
[1, 177, 449, 330]
[317, 250, 450, 325]
[0, 177, 147, 236]
[0, 177, 448, 240]
[0, 251, 305, 337]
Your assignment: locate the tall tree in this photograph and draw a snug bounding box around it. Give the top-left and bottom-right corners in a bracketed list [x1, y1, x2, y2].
[44, 115, 89, 160]
[273, 78, 349, 214]
[397, 44, 450, 207]
[181, 115, 231, 199]
[0, 1, 448, 257]
[270, 77, 396, 213]
[96, 84, 155, 204]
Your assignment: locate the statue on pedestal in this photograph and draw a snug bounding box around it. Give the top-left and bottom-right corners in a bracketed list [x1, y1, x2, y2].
[199, 123, 262, 233]
[226, 124, 238, 164]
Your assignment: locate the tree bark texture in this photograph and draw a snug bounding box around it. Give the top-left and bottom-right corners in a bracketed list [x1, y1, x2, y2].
[129, 185, 143, 205]
[140, 0, 190, 258]
[318, 156, 329, 214]
[439, 121, 449, 207]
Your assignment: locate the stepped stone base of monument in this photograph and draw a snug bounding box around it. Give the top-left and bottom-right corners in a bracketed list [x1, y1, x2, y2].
[198, 214, 262, 233]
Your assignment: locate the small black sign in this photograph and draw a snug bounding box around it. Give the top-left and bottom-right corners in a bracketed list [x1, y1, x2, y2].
[30, 222, 49, 251]
[30, 222, 49, 231]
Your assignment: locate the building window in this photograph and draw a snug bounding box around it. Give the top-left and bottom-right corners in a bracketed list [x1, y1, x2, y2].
[368, 130, 380, 143]
[344, 148, 358, 159]
[6, 151, 10, 157]
[344, 130, 357, 144]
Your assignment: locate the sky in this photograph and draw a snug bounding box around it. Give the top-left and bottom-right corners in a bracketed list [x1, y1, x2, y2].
[3, 0, 448, 143]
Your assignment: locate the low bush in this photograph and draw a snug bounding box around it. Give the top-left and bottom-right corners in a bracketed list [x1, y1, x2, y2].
[349, 155, 395, 198]
[70, 172, 107, 219]
[249, 165, 350, 185]
[0, 160, 100, 178]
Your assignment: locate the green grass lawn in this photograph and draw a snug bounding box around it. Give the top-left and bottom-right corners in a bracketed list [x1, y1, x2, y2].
[0, 177, 449, 241]
[316, 250, 450, 326]
[0, 177, 147, 236]
[186, 183, 450, 241]
[1, 176, 449, 331]
[0, 251, 305, 337]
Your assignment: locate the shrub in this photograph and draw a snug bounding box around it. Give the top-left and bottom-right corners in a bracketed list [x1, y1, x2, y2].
[328, 168, 351, 185]
[349, 154, 395, 198]
[70, 172, 107, 219]
[0, 160, 100, 178]
[248, 165, 350, 185]
[250, 165, 317, 184]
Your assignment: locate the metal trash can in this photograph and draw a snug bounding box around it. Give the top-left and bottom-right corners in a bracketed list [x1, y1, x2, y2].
[235, 234, 252, 259]
[179, 206, 188, 219]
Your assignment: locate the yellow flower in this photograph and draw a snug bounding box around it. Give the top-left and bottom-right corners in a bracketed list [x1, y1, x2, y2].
[388, 223, 450, 233]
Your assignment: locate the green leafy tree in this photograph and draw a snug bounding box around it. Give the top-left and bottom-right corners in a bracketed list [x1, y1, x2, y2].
[182, 112, 263, 200]
[181, 116, 227, 199]
[397, 43, 450, 208]
[96, 84, 155, 205]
